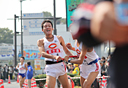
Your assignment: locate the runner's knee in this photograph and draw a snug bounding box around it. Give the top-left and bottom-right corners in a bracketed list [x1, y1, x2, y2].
[84, 81, 92, 88]
[62, 83, 71, 88]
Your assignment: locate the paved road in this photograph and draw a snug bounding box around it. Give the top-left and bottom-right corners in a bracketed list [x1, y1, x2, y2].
[3, 80, 39, 88]
[4, 81, 19, 88]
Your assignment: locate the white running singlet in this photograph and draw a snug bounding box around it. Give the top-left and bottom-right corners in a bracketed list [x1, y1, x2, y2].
[74, 41, 100, 79]
[18, 62, 26, 74]
[42, 35, 66, 78]
[43, 35, 64, 62]
[74, 41, 99, 64]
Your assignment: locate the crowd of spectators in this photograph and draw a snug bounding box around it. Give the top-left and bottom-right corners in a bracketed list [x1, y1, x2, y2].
[0, 64, 18, 81]
[0, 62, 33, 83]
[100, 55, 111, 76]
[65, 63, 80, 75]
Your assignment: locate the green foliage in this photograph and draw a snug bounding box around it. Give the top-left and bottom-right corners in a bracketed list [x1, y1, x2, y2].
[67, 73, 81, 86]
[67, 73, 80, 86]
[34, 73, 81, 87]
[42, 11, 52, 17]
[34, 74, 46, 87]
[0, 28, 13, 44]
[12, 75, 15, 79]
[72, 78, 80, 86]
[9, 61, 13, 66]
[67, 72, 78, 77]
[56, 18, 66, 24]
[42, 11, 66, 24]
[34, 74, 46, 79]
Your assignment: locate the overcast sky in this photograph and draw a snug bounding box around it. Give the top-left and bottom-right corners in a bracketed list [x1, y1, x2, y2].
[0, 0, 66, 32]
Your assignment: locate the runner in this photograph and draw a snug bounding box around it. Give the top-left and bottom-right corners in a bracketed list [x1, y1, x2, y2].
[16, 56, 27, 88]
[69, 0, 128, 87]
[91, 1, 128, 88]
[37, 20, 73, 88]
[65, 40, 100, 88]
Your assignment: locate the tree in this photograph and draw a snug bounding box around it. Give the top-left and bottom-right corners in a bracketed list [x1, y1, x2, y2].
[42, 11, 66, 24]
[42, 11, 52, 17]
[56, 18, 66, 24]
[0, 28, 13, 44]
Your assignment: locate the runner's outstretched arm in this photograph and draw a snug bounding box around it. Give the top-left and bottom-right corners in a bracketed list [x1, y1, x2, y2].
[64, 45, 88, 64]
[58, 36, 73, 56]
[66, 43, 75, 51]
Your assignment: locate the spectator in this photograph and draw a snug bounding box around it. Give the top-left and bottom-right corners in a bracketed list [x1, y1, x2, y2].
[9, 66, 13, 80]
[5, 64, 9, 80]
[67, 63, 71, 72]
[65, 62, 69, 73]
[101, 61, 107, 76]
[101, 57, 106, 62]
[0, 65, 2, 79]
[3, 64, 7, 80]
[1, 66, 4, 79]
[7, 66, 9, 79]
[26, 62, 33, 88]
[3, 66, 5, 80]
[107, 55, 111, 63]
[14, 67, 18, 81]
[67, 63, 74, 73]
[72, 64, 80, 75]
[1, 67, 4, 79]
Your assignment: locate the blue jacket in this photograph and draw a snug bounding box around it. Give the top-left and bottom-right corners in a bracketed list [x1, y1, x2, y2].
[26, 65, 33, 79]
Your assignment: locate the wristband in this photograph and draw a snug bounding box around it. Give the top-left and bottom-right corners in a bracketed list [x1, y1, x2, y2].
[68, 59, 71, 63]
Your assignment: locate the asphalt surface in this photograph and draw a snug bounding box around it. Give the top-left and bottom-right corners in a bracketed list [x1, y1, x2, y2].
[3, 80, 39, 88]
[4, 80, 20, 88]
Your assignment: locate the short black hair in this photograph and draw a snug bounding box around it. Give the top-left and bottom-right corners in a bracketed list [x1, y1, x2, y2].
[41, 19, 53, 29]
[27, 62, 31, 66]
[102, 57, 106, 60]
[21, 56, 25, 60]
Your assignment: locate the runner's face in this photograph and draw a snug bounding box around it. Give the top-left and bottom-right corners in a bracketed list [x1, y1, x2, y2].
[20, 58, 24, 62]
[42, 22, 53, 35]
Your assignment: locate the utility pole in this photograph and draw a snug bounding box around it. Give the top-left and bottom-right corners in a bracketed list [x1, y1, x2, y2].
[20, 0, 23, 56]
[53, 0, 57, 35]
[14, 14, 19, 67]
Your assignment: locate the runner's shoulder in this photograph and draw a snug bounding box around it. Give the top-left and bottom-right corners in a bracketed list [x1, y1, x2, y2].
[56, 35, 63, 40]
[37, 38, 44, 45]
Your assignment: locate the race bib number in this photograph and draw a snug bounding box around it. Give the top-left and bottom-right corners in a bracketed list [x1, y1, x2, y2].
[19, 67, 24, 70]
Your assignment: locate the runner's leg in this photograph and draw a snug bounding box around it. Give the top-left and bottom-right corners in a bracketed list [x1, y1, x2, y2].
[58, 73, 71, 88]
[80, 76, 86, 88]
[22, 77, 25, 86]
[19, 75, 23, 88]
[46, 75, 56, 88]
[83, 71, 99, 88]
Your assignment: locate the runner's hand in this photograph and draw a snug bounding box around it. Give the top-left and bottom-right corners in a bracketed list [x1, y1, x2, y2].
[55, 56, 62, 61]
[66, 43, 73, 50]
[64, 56, 69, 62]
